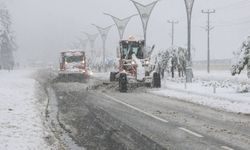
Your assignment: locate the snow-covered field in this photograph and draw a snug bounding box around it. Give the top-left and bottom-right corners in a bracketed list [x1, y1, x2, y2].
[0, 69, 51, 150]
[151, 70, 250, 114]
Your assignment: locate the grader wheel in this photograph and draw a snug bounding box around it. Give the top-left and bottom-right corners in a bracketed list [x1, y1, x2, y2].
[119, 73, 128, 92]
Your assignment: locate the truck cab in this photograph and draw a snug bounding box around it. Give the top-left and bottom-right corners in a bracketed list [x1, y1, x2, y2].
[59, 50, 89, 80]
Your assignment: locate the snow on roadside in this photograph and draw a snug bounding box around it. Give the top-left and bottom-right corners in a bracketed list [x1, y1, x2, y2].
[150, 88, 250, 114]
[194, 70, 250, 84]
[150, 70, 250, 114]
[92, 72, 110, 81]
[0, 69, 51, 150]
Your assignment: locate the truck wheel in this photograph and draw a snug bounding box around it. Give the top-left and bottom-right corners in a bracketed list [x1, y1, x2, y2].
[79, 75, 86, 83]
[153, 72, 161, 88]
[119, 73, 127, 92]
[58, 74, 65, 81]
[110, 72, 116, 82]
[145, 83, 151, 88]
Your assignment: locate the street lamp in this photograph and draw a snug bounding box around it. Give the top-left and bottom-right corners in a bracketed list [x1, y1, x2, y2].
[130, 0, 159, 54]
[184, 0, 195, 82]
[103, 13, 137, 40]
[76, 38, 88, 51]
[83, 32, 98, 58]
[92, 24, 113, 66]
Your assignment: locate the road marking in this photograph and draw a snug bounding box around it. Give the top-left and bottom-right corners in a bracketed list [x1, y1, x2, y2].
[221, 146, 234, 150]
[103, 93, 168, 123]
[178, 127, 203, 138]
[103, 93, 233, 149]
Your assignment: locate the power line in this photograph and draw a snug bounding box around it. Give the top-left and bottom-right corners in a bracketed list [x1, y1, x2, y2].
[202, 9, 215, 74]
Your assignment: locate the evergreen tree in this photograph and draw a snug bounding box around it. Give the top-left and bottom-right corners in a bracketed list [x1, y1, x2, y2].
[0, 4, 17, 70]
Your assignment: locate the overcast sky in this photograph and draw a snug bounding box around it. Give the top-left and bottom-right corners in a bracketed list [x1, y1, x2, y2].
[2, 0, 250, 63]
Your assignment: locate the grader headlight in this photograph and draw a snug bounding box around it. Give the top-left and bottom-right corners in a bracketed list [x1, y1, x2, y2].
[131, 60, 136, 65]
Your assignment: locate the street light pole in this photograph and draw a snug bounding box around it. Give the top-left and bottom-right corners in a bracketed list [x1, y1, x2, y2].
[184, 0, 195, 83]
[130, 0, 159, 56]
[76, 38, 88, 51]
[92, 24, 113, 68]
[83, 33, 98, 58]
[104, 13, 137, 40]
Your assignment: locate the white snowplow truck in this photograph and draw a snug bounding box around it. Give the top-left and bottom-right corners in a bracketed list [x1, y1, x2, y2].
[58, 50, 89, 81]
[110, 37, 161, 92]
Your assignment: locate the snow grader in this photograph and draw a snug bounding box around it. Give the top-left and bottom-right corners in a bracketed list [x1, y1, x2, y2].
[110, 37, 161, 92]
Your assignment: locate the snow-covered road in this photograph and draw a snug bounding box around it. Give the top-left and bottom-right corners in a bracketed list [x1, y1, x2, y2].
[25, 69, 249, 149]
[0, 69, 52, 150]
[49, 73, 250, 150]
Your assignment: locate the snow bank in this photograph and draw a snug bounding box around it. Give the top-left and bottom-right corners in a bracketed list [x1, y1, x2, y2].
[92, 72, 110, 81]
[150, 85, 250, 114]
[194, 70, 250, 84]
[0, 69, 50, 150]
[150, 70, 250, 114]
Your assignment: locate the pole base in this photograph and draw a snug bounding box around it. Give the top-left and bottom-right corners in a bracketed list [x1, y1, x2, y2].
[247, 64, 250, 79]
[186, 66, 193, 83]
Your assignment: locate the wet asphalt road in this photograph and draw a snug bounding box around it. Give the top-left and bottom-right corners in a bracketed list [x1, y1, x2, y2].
[49, 77, 250, 150]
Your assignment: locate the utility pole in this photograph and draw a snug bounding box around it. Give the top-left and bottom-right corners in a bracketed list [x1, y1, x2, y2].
[167, 20, 179, 47]
[202, 9, 215, 74]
